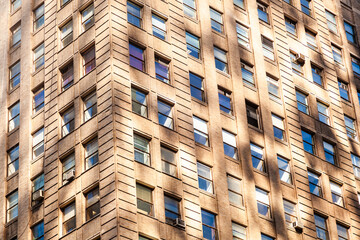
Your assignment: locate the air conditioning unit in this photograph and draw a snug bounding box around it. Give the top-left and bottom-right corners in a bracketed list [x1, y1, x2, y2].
[64, 169, 75, 183]
[32, 190, 44, 201]
[295, 53, 305, 65]
[175, 218, 186, 229]
[292, 220, 304, 233]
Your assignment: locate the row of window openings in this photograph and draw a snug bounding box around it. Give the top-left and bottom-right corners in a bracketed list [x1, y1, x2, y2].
[6, 186, 99, 238]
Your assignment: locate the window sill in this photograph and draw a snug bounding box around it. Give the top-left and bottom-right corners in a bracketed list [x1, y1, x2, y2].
[238, 43, 252, 53]
[31, 201, 43, 211]
[60, 229, 77, 240]
[81, 114, 98, 127]
[216, 69, 230, 78]
[191, 97, 207, 106]
[259, 19, 271, 28]
[280, 181, 294, 189]
[220, 111, 235, 120]
[135, 160, 154, 169]
[165, 221, 186, 231]
[58, 0, 72, 11]
[269, 96, 282, 105]
[78, 24, 95, 38]
[7, 171, 19, 181]
[10, 44, 21, 54]
[8, 84, 20, 95]
[32, 108, 44, 119]
[211, 29, 226, 39]
[58, 42, 73, 54]
[8, 126, 20, 137]
[199, 189, 216, 198]
[258, 214, 273, 222]
[82, 214, 100, 227]
[195, 142, 211, 151]
[137, 210, 156, 219]
[183, 15, 199, 24]
[253, 168, 268, 177]
[5, 218, 18, 227]
[187, 54, 202, 64]
[243, 83, 257, 92]
[80, 67, 97, 80]
[275, 137, 288, 146]
[59, 130, 75, 142]
[132, 111, 150, 120]
[264, 57, 277, 66]
[31, 153, 44, 164]
[234, 5, 246, 14]
[32, 65, 45, 77]
[33, 25, 45, 36]
[229, 202, 245, 210]
[10, 7, 21, 16]
[81, 162, 99, 176]
[340, 99, 352, 107]
[127, 22, 144, 31]
[162, 171, 181, 181]
[247, 124, 263, 134]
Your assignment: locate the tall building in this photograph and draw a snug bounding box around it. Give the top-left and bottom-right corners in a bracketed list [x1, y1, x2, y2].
[1, 0, 360, 239]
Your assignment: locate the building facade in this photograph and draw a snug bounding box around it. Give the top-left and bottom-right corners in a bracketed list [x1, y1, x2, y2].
[1, 0, 360, 239]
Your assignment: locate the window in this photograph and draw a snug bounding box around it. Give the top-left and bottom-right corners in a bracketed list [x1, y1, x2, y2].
[296, 91, 308, 114]
[210, 8, 223, 33]
[186, 32, 200, 59]
[272, 114, 285, 140]
[234, 0, 244, 9]
[326, 10, 337, 33]
[61, 62, 74, 91]
[311, 64, 323, 86]
[267, 75, 280, 100]
[82, 46, 96, 75]
[251, 143, 265, 172]
[83, 92, 97, 122]
[262, 37, 274, 61]
[183, 0, 196, 19]
[222, 129, 237, 159]
[218, 88, 232, 115]
[241, 62, 255, 87]
[285, 17, 297, 36]
[197, 162, 213, 193]
[61, 0, 71, 7]
[278, 156, 292, 184]
[32, 174, 44, 199]
[61, 108, 74, 137]
[11, 0, 21, 12]
[232, 222, 246, 239]
[227, 175, 243, 206]
[301, 0, 311, 15]
[332, 45, 343, 64]
[337, 223, 349, 240]
[136, 183, 153, 215]
[164, 195, 180, 223]
[344, 22, 356, 44]
[85, 139, 98, 170]
[11, 24, 21, 47]
[9, 101, 20, 132]
[236, 23, 250, 48]
[246, 102, 260, 128]
[155, 56, 170, 83]
[81, 4, 94, 32]
[129, 43, 145, 71]
[158, 100, 173, 129]
[62, 202, 76, 235]
[193, 116, 209, 146]
[32, 128, 44, 159]
[190, 72, 205, 101]
[256, 188, 271, 218]
[283, 200, 297, 226]
[330, 181, 343, 206]
[32, 221, 44, 240]
[85, 187, 100, 221]
[261, 234, 274, 240]
[139, 236, 151, 240]
[7, 191, 18, 222]
[351, 153, 360, 178]
[33, 88, 44, 113]
[214, 47, 228, 73]
[60, 20, 73, 48]
[161, 146, 177, 176]
[290, 51, 303, 75]
[131, 88, 147, 117]
[308, 171, 322, 196]
[306, 29, 317, 50]
[134, 134, 150, 165]
[317, 102, 329, 125]
[9, 61, 20, 90]
[323, 140, 335, 164]
[344, 115, 357, 139]
[62, 153, 75, 182]
[257, 2, 269, 23]
[201, 210, 217, 240]
[338, 81, 350, 101]
[34, 43, 44, 71]
[302, 130, 315, 154]
[7, 145, 19, 176]
[152, 14, 166, 40]
[314, 214, 329, 240]
[351, 56, 360, 77]
[283, 0, 291, 4]
[127, 1, 141, 27]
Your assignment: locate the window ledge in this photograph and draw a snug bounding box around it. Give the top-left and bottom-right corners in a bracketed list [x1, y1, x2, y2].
[82, 214, 100, 227]
[216, 69, 230, 78]
[6, 171, 19, 181]
[195, 142, 211, 151]
[162, 171, 181, 181]
[78, 24, 95, 38]
[5, 218, 17, 227]
[137, 210, 156, 219]
[234, 5, 247, 14]
[8, 126, 20, 137]
[32, 66, 45, 77]
[33, 25, 45, 36]
[248, 124, 263, 134]
[32, 108, 45, 119]
[184, 15, 199, 24]
[238, 43, 252, 53]
[191, 97, 207, 106]
[253, 169, 268, 177]
[280, 181, 294, 189]
[220, 111, 235, 120]
[243, 83, 257, 92]
[199, 189, 216, 198]
[80, 114, 98, 127]
[11, 7, 21, 16]
[258, 214, 273, 222]
[275, 138, 288, 146]
[31, 154, 44, 164]
[8, 84, 20, 95]
[59, 228, 77, 240]
[10, 44, 21, 54]
[264, 57, 277, 66]
[80, 67, 97, 80]
[187, 55, 202, 64]
[211, 30, 226, 39]
[81, 162, 99, 176]
[229, 203, 246, 210]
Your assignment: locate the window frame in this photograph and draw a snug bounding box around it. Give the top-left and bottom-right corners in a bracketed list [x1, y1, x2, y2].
[83, 91, 97, 122]
[236, 22, 250, 49]
[301, 0, 312, 16]
[296, 90, 309, 114]
[278, 155, 292, 185]
[290, 51, 303, 75]
[351, 153, 360, 179]
[60, 20, 73, 49]
[9, 61, 20, 91]
[332, 44, 343, 65]
[193, 116, 209, 146]
[330, 181, 344, 207]
[133, 133, 151, 166]
[308, 171, 322, 197]
[323, 140, 336, 165]
[127, 1, 142, 27]
[84, 138, 99, 170]
[62, 153, 75, 183]
[246, 101, 260, 129]
[214, 46, 228, 73]
[305, 29, 317, 50]
[301, 129, 315, 154]
[155, 56, 170, 83]
[250, 143, 266, 173]
[314, 214, 329, 240]
[197, 162, 213, 194]
[32, 221, 44, 240]
[61, 107, 75, 137]
[61, 61, 74, 91]
[262, 36, 275, 61]
[311, 64, 323, 86]
[227, 175, 243, 207]
[344, 21, 356, 44]
[218, 88, 232, 115]
[157, 99, 174, 129]
[81, 4, 94, 32]
[338, 80, 350, 101]
[8, 101, 20, 132]
[337, 223, 349, 240]
[129, 43, 145, 71]
[152, 14, 167, 40]
[186, 32, 200, 59]
[222, 129, 237, 159]
[33, 87, 44, 114]
[136, 183, 153, 216]
[62, 202, 76, 235]
[344, 115, 357, 139]
[85, 187, 100, 221]
[210, 8, 224, 34]
[82, 46, 96, 76]
[283, 199, 297, 227]
[7, 191, 18, 222]
[11, 0, 21, 13]
[189, 72, 205, 102]
[326, 10, 338, 33]
[285, 17, 297, 37]
[317, 101, 329, 125]
[11, 23, 21, 47]
[267, 75, 280, 100]
[257, 2, 269, 24]
[164, 195, 181, 223]
[241, 61, 255, 87]
[131, 87, 148, 117]
[32, 128, 44, 159]
[272, 114, 285, 141]
[33, 43, 45, 71]
[183, 0, 197, 19]
[256, 187, 271, 218]
[161, 146, 177, 177]
[7, 145, 19, 177]
[201, 209, 218, 240]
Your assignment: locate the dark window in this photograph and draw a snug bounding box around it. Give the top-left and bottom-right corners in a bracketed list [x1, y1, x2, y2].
[61, 62, 74, 91]
[134, 134, 150, 165]
[136, 183, 153, 215]
[214, 46, 228, 73]
[302, 130, 315, 154]
[338, 81, 350, 101]
[164, 195, 180, 224]
[246, 102, 260, 128]
[9, 61, 20, 90]
[129, 43, 145, 71]
[312, 64, 323, 86]
[82, 46, 96, 75]
[301, 0, 311, 15]
[62, 202, 76, 234]
[155, 56, 170, 83]
[257, 2, 269, 23]
[308, 171, 322, 197]
[61, 108, 75, 137]
[85, 187, 100, 220]
[32, 221, 44, 240]
[323, 140, 335, 164]
[314, 214, 329, 240]
[83, 92, 97, 122]
[218, 88, 232, 114]
[344, 22, 356, 44]
[131, 88, 147, 117]
[190, 72, 205, 101]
